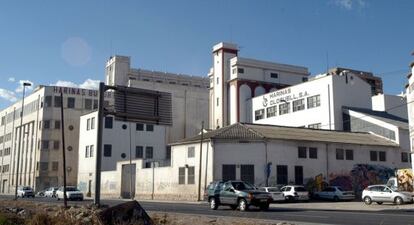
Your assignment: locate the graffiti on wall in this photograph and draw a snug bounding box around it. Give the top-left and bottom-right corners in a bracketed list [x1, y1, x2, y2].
[397, 169, 413, 192]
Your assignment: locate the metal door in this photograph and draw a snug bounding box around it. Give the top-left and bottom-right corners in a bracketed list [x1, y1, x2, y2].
[121, 164, 136, 199]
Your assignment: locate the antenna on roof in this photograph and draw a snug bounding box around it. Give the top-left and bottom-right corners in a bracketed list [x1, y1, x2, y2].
[326, 51, 329, 74]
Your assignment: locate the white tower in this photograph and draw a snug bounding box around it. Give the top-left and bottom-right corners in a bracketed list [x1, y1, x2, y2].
[105, 55, 131, 86]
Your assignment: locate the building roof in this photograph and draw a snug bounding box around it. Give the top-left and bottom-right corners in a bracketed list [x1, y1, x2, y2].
[343, 106, 408, 129]
[171, 123, 398, 147]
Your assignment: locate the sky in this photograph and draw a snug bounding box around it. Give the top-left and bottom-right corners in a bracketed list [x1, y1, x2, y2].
[0, 0, 413, 109]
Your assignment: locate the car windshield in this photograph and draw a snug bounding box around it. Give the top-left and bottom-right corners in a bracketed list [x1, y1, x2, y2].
[267, 187, 281, 192]
[295, 187, 306, 192]
[23, 187, 32, 190]
[66, 187, 79, 191]
[231, 182, 255, 190]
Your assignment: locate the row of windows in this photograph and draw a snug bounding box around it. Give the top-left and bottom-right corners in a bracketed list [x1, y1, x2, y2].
[102, 144, 154, 159]
[103, 117, 154, 132]
[136, 76, 208, 88]
[38, 161, 59, 171]
[255, 95, 321, 120]
[298, 147, 318, 159]
[230, 67, 308, 83]
[38, 140, 60, 150]
[1, 164, 9, 173]
[0, 147, 11, 156]
[178, 166, 195, 185]
[39, 120, 61, 130]
[0, 133, 12, 144]
[86, 117, 95, 130]
[42, 96, 101, 110]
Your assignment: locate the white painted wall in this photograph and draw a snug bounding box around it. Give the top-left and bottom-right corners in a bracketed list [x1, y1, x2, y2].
[372, 94, 408, 119]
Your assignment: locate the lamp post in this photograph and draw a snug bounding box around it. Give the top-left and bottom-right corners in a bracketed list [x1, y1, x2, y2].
[14, 82, 31, 200]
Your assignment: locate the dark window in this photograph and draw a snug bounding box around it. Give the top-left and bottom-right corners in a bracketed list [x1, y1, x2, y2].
[270, 73, 278, 78]
[302, 77, 308, 82]
[41, 140, 49, 150]
[307, 95, 321, 109]
[54, 120, 61, 129]
[279, 102, 290, 115]
[43, 120, 50, 129]
[178, 167, 185, 184]
[402, 152, 409, 163]
[45, 96, 52, 107]
[135, 146, 143, 158]
[309, 147, 317, 159]
[187, 146, 195, 158]
[136, 123, 144, 131]
[346, 149, 354, 160]
[53, 141, 60, 150]
[187, 167, 195, 184]
[84, 99, 92, 110]
[240, 165, 255, 184]
[266, 106, 277, 118]
[336, 149, 344, 160]
[86, 118, 90, 130]
[379, 151, 386, 161]
[222, 164, 236, 181]
[104, 117, 113, 129]
[52, 162, 58, 171]
[298, 147, 307, 158]
[67, 97, 75, 108]
[91, 117, 95, 130]
[103, 144, 112, 157]
[293, 99, 305, 112]
[54, 96, 62, 107]
[237, 68, 244, 73]
[89, 145, 94, 157]
[145, 146, 153, 159]
[370, 151, 378, 161]
[166, 146, 171, 159]
[295, 166, 303, 185]
[146, 124, 154, 132]
[93, 100, 98, 109]
[85, 146, 89, 158]
[255, 109, 265, 120]
[276, 165, 288, 185]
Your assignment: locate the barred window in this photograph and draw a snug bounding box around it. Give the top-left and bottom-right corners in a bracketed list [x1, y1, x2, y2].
[187, 167, 195, 184]
[178, 167, 185, 184]
[266, 106, 277, 118]
[293, 99, 305, 112]
[307, 95, 320, 109]
[188, 146, 195, 158]
[279, 102, 290, 115]
[308, 123, 321, 129]
[255, 109, 265, 121]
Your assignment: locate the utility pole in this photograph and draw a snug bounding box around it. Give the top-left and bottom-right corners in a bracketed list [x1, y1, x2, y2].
[197, 121, 204, 201]
[14, 82, 31, 200]
[94, 82, 105, 206]
[60, 92, 68, 208]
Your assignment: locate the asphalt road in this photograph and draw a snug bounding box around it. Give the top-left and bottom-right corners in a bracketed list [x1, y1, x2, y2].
[1, 195, 414, 225]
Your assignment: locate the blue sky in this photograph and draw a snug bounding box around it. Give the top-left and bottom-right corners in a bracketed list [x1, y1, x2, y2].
[0, 0, 413, 109]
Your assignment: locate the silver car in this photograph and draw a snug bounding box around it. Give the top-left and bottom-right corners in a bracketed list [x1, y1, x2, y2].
[259, 186, 285, 202]
[314, 186, 355, 201]
[362, 185, 413, 205]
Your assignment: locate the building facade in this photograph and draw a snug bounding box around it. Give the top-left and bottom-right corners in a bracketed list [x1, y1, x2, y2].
[328, 67, 383, 95]
[372, 93, 407, 119]
[208, 42, 310, 129]
[105, 55, 209, 143]
[405, 54, 414, 171]
[0, 85, 110, 193]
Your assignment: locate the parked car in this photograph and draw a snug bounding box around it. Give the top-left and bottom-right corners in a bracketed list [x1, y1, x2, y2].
[258, 186, 285, 202]
[362, 184, 414, 205]
[208, 180, 272, 211]
[45, 187, 59, 198]
[281, 185, 309, 202]
[314, 186, 355, 201]
[56, 186, 84, 201]
[17, 186, 35, 198]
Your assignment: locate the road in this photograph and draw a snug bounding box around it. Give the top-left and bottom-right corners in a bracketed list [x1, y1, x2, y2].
[1, 195, 414, 225]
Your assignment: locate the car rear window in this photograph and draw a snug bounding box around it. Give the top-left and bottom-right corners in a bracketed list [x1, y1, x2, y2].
[295, 187, 306, 192]
[268, 187, 280, 192]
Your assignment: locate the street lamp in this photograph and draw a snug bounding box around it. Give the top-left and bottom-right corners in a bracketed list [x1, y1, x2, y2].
[14, 82, 31, 200]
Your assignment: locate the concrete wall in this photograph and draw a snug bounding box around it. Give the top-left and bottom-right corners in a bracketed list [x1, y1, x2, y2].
[372, 94, 408, 119]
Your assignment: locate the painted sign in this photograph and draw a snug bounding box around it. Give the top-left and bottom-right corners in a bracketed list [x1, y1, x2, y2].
[262, 87, 309, 107]
[53, 86, 112, 98]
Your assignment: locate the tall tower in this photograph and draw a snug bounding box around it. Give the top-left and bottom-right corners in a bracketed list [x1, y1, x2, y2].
[105, 55, 131, 86]
[209, 42, 238, 129]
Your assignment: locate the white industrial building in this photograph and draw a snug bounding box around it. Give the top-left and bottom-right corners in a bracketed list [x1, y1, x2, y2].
[405, 54, 414, 168]
[0, 85, 110, 193]
[86, 123, 410, 200]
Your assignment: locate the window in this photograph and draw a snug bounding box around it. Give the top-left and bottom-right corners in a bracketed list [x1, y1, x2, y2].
[276, 165, 288, 185]
[104, 117, 113, 129]
[53, 141, 60, 150]
[302, 77, 308, 82]
[1, 116, 5, 126]
[93, 100, 98, 109]
[41, 140, 49, 150]
[308, 123, 321, 129]
[103, 144, 112, 157]
[67, 97, 75, 108]
[54, 96, 62, 107]
[90, 145, 94, 157]
[379, 151, 386, 161]
[44, 120, 50, 129]
[266, 106, 277, 118]
[216, 97, 219, 106]
[91, 117, 95, 130]
[187, 166, 195, 184]
[255, 109, 265, 120]
[232, 68, 236, 74]
[178, 167, 185, 185]
[270, 73, 278, 78]
[237, 68, 244, 73]
[298, 147, 307, 158]
[402, 152, 409, 163]
[52, 162, 58, 171]
[295, 166, 303, 185]
[45, 96, 52, 107]
[145, 146, 153, 159]
[84, 99, 92, 110]
[293, 99, 305, 112]
[346, 149, 354, 160]
[85, 146, 89, 158]
[222, 165, 236, 181]
[307, 95, 320, 109]
[40, 162, 48, 171]
[216, 77, 219, 84]
[166, 146, 171, 159]
[309, 147, 318, 159]
[370, 151, 378, 161]
[135, 146, 143, 158]
[279, 102, 290, 115]
[336, 149, 344, 160]
[187, 146, 195, 158]
[54, 120, 61, 129]
[146, 124, 154, 132]
[136, 123, 144, 131]
[240, 165, 254, 184]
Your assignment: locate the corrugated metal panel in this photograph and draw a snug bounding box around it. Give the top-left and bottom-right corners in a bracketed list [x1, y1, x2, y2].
[113, 86, 172, 125]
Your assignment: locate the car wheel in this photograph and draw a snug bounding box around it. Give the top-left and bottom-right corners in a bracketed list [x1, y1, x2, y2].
[260, 203, 270, 211]
[363, 196, 372, 205]
[209, 198, 218, 210]
[376, 202, 383, 205]
[333, 196, 339, 202]
[230, 205, 237, 210]
[286, 196, 294, 202]
[238, 199, 249, 211]
[395, 197, 404, 205]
